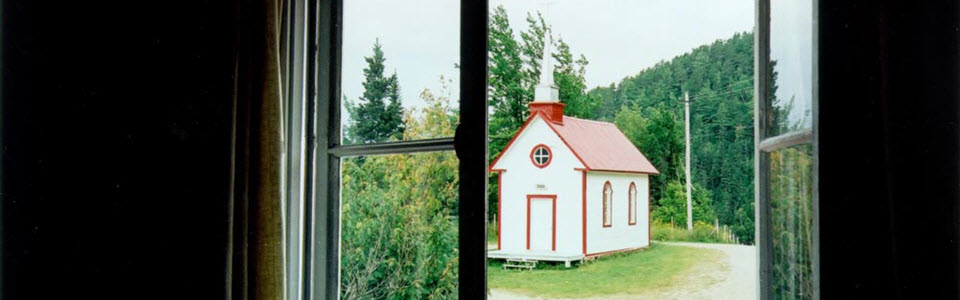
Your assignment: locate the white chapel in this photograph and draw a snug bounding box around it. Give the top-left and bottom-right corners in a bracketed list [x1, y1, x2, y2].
[488, 33, 659, 267]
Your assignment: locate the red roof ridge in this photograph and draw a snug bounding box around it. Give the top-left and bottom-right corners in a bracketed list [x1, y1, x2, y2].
[489, 112, 660, 175]
[561, 116, 615, 126]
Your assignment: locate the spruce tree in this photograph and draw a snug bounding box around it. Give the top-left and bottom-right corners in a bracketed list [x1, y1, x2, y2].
[345, 40, 404, 143]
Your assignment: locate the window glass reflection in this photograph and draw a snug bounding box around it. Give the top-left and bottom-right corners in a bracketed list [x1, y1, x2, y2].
[769, 144, 814, 299]
[768, 0, 813, 136]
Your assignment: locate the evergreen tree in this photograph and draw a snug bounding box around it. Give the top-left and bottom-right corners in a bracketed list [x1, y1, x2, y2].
[487, 8, 598, 153]
[486, 6, 599, 221]
[520, 11, 548, 93]
[554, 38, 598, 118]
[487, 6, 531, 221]
[345, 40, 405, 143]
[615, 103, 685, 203]
[488, 6, 530, 157]
[340, 85, 459, 299]
[594, 32, 756, 243]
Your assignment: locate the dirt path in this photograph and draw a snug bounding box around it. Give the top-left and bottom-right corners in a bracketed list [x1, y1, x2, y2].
[488, 242, 756, 300]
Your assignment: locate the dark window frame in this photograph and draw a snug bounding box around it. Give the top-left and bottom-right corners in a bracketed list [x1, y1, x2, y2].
[530, 144, 552, 168]
[628, 182, 637, 226]
[755, 0, 819, 298]
[300, 0, 489, 299]
[602, 181, 613, 228]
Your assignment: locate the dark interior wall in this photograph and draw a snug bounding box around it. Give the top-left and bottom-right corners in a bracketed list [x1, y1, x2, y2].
[819, 1, 960, 298]
[3, 0, 237, 298]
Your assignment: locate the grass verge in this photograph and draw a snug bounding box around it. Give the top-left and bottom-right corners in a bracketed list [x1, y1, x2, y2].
[651, 220, 737, 244]
[487, 243, 725, 298]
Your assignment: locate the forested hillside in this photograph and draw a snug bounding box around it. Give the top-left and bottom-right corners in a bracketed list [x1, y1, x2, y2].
[591, 32, 755, 243]
[485, 4, 756, 244]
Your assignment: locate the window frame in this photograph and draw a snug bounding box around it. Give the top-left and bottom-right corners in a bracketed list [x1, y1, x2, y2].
[602, 181, 613, 228]
[530, 144, 552, 168]
[290, 0, 825, 298]
[628, 182, 637, 226]
[755, 0, 819, 299]
[280, 0, 309, 299]
[300, 0, 489, 299]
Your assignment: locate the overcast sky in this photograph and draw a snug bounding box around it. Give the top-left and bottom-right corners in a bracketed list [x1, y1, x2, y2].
[342, 0, 755, 111]
[770, 0, 813, 130]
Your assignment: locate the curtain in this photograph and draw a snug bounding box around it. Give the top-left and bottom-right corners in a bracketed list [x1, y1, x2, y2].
[228, 0, 284, 299]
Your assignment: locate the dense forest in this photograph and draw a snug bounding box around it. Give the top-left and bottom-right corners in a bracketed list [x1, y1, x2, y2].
[590, 32, 756, 243]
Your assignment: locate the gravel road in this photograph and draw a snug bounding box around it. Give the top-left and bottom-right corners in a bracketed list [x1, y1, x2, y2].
[489, 242, 757, 300]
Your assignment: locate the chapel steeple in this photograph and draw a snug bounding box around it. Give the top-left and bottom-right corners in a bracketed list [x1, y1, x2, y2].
[529, 29, 566, 124]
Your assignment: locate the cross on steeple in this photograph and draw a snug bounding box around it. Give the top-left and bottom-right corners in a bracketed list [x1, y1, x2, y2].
[528, 0, 565, 124]
[533, 1, 558, 104]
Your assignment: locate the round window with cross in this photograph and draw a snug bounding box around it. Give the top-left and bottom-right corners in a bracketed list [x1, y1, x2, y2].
[530, 144, 552, 168]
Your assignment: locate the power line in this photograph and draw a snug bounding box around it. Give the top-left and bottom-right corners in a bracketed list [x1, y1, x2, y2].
[680, 78, 753, 101]
[688, 87, 753, 101]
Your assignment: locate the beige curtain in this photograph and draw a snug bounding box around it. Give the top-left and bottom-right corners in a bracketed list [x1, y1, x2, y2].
[227, 0, 284, 299]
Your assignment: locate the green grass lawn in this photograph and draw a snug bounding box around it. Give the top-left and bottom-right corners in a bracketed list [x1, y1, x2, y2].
[487, 243, 725, 298]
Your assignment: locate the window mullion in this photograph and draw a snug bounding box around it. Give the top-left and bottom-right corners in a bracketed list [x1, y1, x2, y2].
[759, 130, 814, 153]
[328, 138, 455, 157]
[307, 0, 341, 298]
[755, 0, 773, 299]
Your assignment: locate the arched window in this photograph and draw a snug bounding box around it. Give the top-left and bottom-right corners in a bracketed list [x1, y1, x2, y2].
[603, 182, 613, 227]
[629, 182, 637, 225]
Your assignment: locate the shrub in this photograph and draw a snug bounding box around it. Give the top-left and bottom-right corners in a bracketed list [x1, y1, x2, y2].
[340, 88, 459, 300]
[651, 220, 738, 244]
[651, 180, 715, 226]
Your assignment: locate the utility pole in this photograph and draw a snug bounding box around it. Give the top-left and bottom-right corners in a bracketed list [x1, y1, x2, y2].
[684, 92, 693, 231]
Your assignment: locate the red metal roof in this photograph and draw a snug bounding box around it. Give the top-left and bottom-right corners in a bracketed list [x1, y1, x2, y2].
[546, 116, 660, 175]
[489, 112, 659, 175]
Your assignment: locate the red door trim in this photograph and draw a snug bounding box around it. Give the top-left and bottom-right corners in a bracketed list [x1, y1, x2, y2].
[581, 170, 588, 254]
[526, 194, 558, 251]
[553, 197, 557, 251]
[496, 172, 503, 250]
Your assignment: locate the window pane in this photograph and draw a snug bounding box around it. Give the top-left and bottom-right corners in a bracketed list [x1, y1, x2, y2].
[768, 0, 814, 136]
[769, 144, 814, 299]
[340, 0, 460, 145]
[486, 1, 755, 298]
[339, 152, 459, 299]
[630, 185, 637, 223]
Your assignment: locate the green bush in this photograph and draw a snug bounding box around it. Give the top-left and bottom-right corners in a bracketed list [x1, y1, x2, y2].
[340, 89, 459, 300]
[650, 220, 738, 244]
[651, 180, 716, 226]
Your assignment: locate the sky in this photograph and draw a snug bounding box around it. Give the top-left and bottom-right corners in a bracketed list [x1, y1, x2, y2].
[770, 0, 814, 130]
[342, 0, 756, 112]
